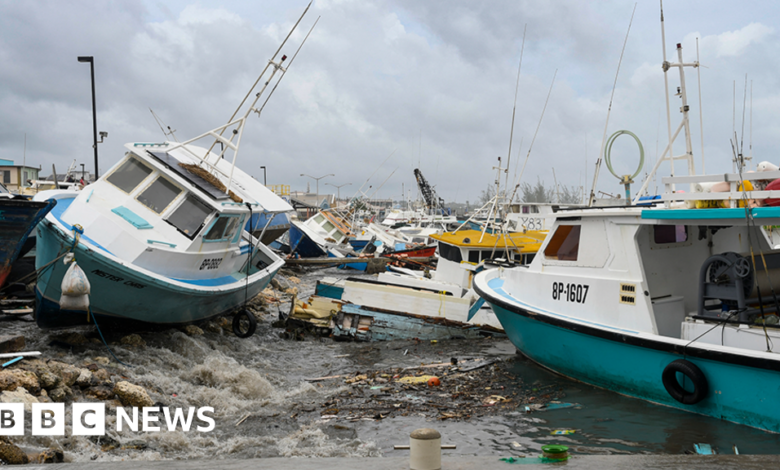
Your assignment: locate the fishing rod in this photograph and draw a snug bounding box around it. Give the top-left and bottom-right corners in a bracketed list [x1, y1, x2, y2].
[507, 69, 557, 206]
[504, 25, 527, 194]
[588, 2, 637, 207]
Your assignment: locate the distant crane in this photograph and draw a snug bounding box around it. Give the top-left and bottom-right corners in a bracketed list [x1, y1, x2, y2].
[414, 168, 445, 215]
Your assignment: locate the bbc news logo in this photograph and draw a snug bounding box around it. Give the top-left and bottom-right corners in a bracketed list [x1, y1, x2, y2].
[0, 404, 215, 436]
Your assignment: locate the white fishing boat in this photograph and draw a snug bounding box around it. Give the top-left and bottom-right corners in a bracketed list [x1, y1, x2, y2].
[475, 10, 780, 432]
[32, 5, 316, 336]
[318, 228, 546, 331]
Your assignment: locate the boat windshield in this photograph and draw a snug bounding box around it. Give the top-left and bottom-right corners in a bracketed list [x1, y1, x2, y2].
[166, 195, 212, 238]
[204, 214, 242, 242]
[137, 176, 182, 214]
[107, 157, 153, 193]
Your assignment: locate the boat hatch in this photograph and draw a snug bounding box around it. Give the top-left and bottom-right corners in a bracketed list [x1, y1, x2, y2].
[165, 194, 212, 239]
[106, 157, 153, 193]
[148, 151, 231, 200]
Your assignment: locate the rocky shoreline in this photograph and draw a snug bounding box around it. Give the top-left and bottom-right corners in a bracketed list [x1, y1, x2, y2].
[0, 277, 301, 465]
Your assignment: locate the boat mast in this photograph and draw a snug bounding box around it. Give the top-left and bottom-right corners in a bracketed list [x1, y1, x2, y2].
[633, 1, 698, 202]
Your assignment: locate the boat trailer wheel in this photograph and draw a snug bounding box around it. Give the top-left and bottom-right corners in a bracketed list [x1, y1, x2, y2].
[232, 309, 257, 338]
[661, 359, 708, 405]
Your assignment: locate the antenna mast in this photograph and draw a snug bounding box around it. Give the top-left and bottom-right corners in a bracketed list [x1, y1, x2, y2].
[632, 1, 699, 203]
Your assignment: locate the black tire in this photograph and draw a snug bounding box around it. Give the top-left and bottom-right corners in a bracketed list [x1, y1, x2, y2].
[661, 359, 708, 405]
[232, 309, 257, 338]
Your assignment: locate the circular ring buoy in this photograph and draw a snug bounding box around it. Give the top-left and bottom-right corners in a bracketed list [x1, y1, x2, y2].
[232, 309, 257, 338]
[661, 359, 708, 405]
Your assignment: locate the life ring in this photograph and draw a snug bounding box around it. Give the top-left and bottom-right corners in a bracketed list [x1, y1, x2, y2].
[661, 359, 708, 405]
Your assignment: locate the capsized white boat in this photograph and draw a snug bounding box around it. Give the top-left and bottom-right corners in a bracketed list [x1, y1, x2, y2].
[32, 4, 316, 335]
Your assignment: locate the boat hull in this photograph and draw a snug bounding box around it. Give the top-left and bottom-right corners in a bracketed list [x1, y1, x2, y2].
[34, 216, 278, 328]
[288, 222, 326, 257]
[0, 198, 56, 289]
[475, 273, 780, 433]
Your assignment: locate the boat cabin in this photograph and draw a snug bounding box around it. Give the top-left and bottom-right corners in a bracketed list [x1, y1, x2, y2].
[53, 142, 289, 281]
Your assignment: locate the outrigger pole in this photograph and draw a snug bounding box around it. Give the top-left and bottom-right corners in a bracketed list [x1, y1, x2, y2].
[170, 2, 317, 198]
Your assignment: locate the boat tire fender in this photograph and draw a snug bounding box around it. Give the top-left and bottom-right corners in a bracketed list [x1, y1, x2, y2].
[661, 359, 708, 405]
[232, 309, 257, 338]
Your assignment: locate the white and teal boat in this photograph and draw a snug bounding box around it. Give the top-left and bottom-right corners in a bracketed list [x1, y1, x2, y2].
[32, 7, 315, 334]
[475, 19, 780, 433]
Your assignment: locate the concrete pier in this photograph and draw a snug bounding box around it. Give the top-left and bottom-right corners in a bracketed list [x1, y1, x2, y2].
[25, 455, 780, 469]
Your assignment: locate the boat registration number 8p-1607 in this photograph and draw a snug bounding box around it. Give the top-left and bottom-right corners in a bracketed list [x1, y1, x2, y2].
[552, 282, 589, 303]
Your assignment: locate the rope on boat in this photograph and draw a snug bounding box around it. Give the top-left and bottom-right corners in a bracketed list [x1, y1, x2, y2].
[70, 224, 133, 367]
[89, 306, 132, 368]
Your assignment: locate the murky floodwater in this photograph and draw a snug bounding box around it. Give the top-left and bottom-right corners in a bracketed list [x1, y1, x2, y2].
[3, 266, 780, 462]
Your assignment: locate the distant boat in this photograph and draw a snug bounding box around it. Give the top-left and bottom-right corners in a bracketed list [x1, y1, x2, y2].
[318, 228, 547, 330]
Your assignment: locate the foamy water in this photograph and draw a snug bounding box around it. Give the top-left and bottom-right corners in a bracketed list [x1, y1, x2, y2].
[5, 267, 780, 461]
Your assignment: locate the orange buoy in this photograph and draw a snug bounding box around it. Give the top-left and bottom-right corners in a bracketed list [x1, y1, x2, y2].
[427, 377, 441, 387]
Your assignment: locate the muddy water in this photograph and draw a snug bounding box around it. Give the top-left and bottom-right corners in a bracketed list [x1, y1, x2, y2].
[3, 266, 780, 462]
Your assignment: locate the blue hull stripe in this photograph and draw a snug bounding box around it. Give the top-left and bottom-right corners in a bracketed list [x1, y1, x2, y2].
[477, 277, 780, 372]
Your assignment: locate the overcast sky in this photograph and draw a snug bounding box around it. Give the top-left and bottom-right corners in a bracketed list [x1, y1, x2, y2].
[2, 0, 779, 204]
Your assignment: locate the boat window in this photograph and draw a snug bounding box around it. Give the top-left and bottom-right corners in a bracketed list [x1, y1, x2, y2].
[137, 176, 181, 214]
[323, 221, 336, 233]
[522, 206, 529, 214]
[468, 250, 480, 263]
[166, 195, 212, 239]
[482, 250, 503, 261]
[106, 157, 153, 193]
[544, 225, 580, 261]
[232, 215, 246, 244]
[654, 225, 688, 244]
[313, 214, 325, 224]
[204, 214, 242, 242]
[439, 243, 462, 263]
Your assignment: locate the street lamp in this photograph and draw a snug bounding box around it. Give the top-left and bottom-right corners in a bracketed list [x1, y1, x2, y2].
[300, 173, 334, 208]
[260, 166, 267, 186]
[77, 56, 100, 179]
[325, 182, 351, 205]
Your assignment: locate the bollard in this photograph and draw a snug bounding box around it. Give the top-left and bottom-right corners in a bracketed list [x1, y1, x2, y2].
[409, 428, 441, 470]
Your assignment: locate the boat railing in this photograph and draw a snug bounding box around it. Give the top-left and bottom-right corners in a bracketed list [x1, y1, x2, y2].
[660, 170, 780, 208]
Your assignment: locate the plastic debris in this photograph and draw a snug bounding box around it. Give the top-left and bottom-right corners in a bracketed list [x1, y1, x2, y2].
[1, 356, 23, 368]
[427, 377, 441, 387]
[694, 443, 714, 455]
[551, 429, 575, 435]
[398, 375, 438, 384]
